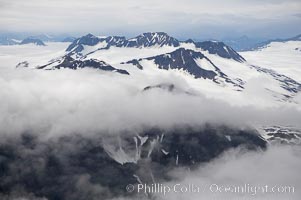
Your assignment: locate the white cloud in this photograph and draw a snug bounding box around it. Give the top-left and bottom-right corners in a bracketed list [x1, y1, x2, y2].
[0, 66, 300, 139]
[0, 0, 300, 38]
[156, 145, 301, 200]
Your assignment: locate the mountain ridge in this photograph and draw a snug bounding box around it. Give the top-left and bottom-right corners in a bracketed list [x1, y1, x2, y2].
[66, 32, 180, 54]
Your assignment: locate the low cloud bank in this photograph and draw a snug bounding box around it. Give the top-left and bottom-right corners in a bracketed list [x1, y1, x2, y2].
[0, 68, 300, 200]
[0, 68, 300, 138]
[156, 145, 301, 200]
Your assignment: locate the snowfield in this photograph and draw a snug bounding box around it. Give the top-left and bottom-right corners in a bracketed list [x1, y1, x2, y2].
[0, 40, 300, 109]
[0, 42, 70, 69]
[241, 41, 301, 82]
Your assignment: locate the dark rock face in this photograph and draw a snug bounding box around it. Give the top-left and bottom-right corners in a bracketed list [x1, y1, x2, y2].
[142, 83, 193, 95]
[16, 61, 29, 68]
[0, 126, 266, 200]
[123, 59, 143, 70]
[262, 126, 301, 145]
[122, 32, 180, 47]
[184, 39, 195, 44]
[66, 34, 100, 52]
[37, 55, 129, 75]
[20, 38, 46, 46]
[66, 35, 128, 52]
[143, 83, 176, 92]
[66, 32, 180, 53]
[123, 48, 243, 88]
[0, 134, 137, 200]
[194, 41, 246, 62]
[104, 36, 127, 47]
[146, 48, 217, 79]
[141, 126, 266, 168]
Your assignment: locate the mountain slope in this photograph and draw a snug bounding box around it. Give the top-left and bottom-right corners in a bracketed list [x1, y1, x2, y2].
[194, 41, 246, 62]
[0, 126, 266, 200]
[66, 33, 103, 52]
[66, 32, 180, 55]
[143, 48, 217, 79]
[248, 33, 301, 51]
[223, 35, 264, 51]
[124, 48, 243, 89]
[122, 32, 180, 47]
[11, 32, 301, 105]
[37, 55, 129, 74]
[20, 37, 46, 46]
[241, 40, 301, 82]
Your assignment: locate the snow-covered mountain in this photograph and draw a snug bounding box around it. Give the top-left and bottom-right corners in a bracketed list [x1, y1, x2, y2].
[37, 55, 129, 74]
[193, 40, 246, 62]
[66, 32, 180, 54]
[245, 33, 301, 51]
[126, 48, 218, 79]
[1, 31, 301, 200]
[8, 32, 301, 145]
[20, 37, 46, 46]
[222, 35, 264, 51]
[222, 34, 301, 51]
[0, 33, 77, 45]
[121, 32, 180, 47]
[14, 32, 300, 104]
[124, 47, 245, 90]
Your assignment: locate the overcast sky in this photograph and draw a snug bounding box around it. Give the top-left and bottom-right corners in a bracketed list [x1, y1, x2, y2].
[0, 0, 300, 39]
